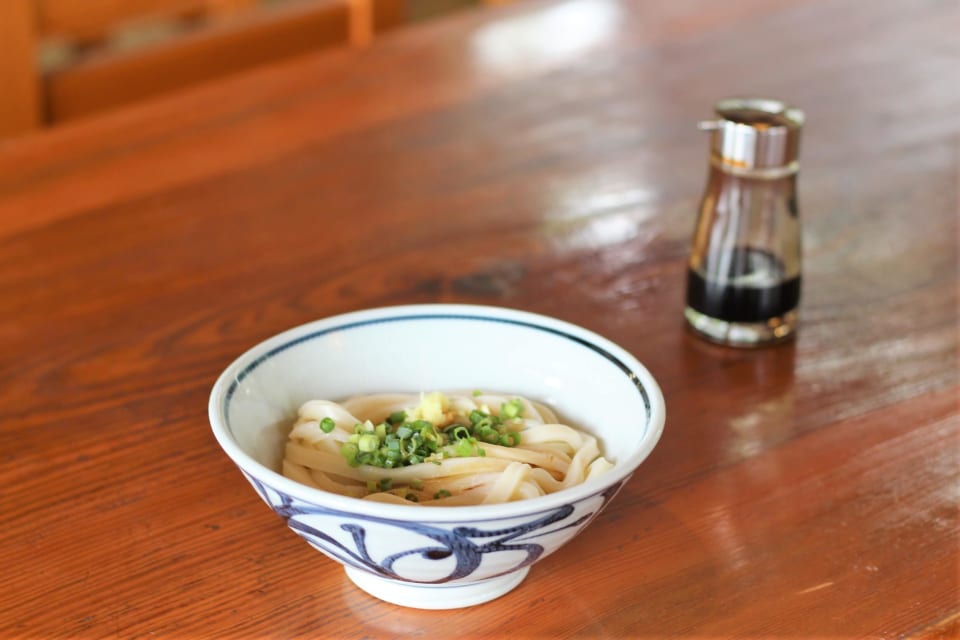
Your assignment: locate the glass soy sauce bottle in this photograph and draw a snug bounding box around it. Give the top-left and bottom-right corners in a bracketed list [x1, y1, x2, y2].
[684, 98, 804, 347]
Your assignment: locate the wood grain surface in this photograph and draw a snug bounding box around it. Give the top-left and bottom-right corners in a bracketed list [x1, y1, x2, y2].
[1, 0, 957, 637]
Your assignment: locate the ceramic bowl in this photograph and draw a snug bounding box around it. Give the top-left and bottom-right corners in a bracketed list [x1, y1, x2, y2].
[208, 304, 665, 609]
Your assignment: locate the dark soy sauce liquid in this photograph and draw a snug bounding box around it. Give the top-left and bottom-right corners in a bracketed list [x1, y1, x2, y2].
[686, 248, 800, 323]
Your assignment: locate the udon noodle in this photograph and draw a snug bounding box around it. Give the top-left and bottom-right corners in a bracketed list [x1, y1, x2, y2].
[282, 391, 614, 505]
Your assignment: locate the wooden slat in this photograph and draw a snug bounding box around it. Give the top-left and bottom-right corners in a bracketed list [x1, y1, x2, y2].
[204, 0, 259, 16]
[350, 0, 408, 43]
[37, 0, 218, 41]
[0, 0, 42, 138]
[372, 0, 407, 32]
[45, 0, 351, 122]
[347, 0, 373, 46]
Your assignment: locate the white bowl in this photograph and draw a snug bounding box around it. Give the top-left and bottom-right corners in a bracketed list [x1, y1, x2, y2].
[208, 304, 665, 609]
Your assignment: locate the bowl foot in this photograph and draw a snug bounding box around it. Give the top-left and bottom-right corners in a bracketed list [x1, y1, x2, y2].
[344, 566, 530, 609]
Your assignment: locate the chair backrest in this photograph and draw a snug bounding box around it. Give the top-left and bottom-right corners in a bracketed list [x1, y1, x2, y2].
[0, 0, 403, 138]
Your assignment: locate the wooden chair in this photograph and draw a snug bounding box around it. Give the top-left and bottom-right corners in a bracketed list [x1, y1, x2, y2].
[0, 0, 404, 138]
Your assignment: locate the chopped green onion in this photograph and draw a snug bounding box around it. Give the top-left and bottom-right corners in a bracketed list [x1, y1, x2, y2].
[434, 489, 451, 499]
[455, 439, 476, 457]
[501, 399, 523, 419]
[341, 399, 527, 476]
[379, 478, 393, 491]
[319, 417, 336, 433]
[420, 425, 439, 444]
[499, 432, 522, 447]
[341, 442, 359, 466]
[358, 434, 379, 452]
[405, 493, 419, 502]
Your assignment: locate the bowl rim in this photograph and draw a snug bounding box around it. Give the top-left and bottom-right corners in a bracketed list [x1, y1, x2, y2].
[208, 303, 665, 523]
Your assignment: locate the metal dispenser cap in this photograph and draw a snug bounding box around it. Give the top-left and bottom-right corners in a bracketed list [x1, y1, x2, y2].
[699, 98, 804, 177]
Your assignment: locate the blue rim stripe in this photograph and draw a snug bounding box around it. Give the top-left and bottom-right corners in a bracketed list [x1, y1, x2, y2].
[223, 313, 651, 439]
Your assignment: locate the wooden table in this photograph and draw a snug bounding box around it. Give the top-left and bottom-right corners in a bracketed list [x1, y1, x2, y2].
[2, 0, 957, 636]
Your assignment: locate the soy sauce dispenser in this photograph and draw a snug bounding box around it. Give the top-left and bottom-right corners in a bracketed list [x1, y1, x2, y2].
[684, 98, 804, 347]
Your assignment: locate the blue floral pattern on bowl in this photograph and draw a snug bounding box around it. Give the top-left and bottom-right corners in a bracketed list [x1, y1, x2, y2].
[245, 472, 626, 584]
